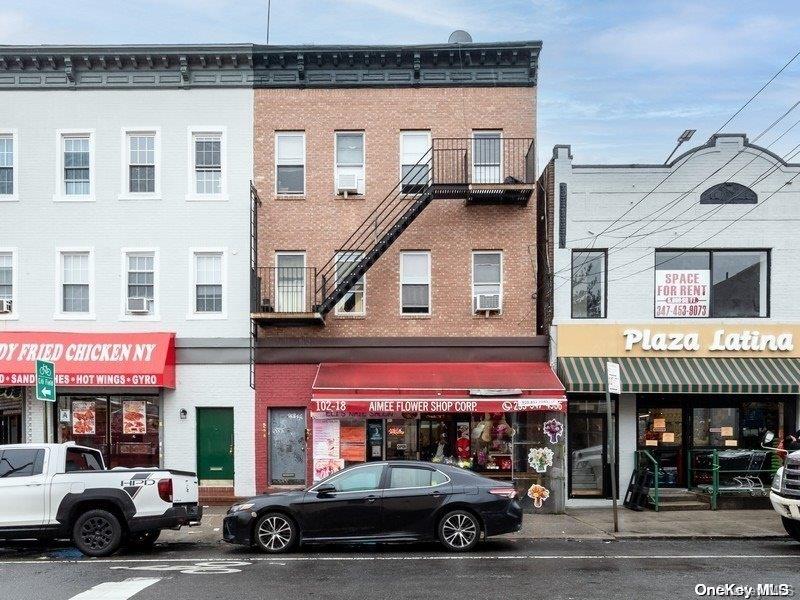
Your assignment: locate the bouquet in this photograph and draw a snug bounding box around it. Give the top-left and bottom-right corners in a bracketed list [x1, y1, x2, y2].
[527, 484, 550, 508]
[527, 447, 554, 473]
[543, 419, 564, 444]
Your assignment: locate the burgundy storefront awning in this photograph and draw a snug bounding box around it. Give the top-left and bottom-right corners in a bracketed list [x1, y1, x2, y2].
[0, 331, 176, 388]
[311, 362, 566, 413]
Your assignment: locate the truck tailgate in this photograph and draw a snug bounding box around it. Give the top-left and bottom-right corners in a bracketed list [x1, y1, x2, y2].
[169, 471, 199, 504]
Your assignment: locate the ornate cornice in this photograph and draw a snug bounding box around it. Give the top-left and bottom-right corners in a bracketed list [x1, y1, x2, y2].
[0, 41, 540, 90]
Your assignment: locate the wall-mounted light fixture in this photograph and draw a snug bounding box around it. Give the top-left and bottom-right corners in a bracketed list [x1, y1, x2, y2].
[179, 409, 188, 420]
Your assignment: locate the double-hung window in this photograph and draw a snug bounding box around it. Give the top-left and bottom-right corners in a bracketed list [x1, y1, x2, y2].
[123, 130, 159, 197]
[189, 129, 226, 200]
[125, 253, 156, 315]
[400, 251, 431, 315]
[472, 131, 502, 183]
[194, 252, 224, 314]
[472, 251, 502, 313]
[60, 133, 93, 199]
[59, 251, 92, 316]
[400, 131, 431, 194]
[0, 251, 14, 316]
[0, 132, 16, 199]
[335, 251, 365, 315]
[571, 250, 606, 318]
[654, 249, 768, 318]
[335, 132, 365, 195]
[276, 132, 305, 195]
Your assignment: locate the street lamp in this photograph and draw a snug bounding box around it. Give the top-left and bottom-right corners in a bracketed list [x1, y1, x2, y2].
[664, 129, 696, 164]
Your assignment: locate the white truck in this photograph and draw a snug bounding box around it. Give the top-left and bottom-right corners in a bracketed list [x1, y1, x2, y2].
[770, 447, 800, 542]
[0, 442, 201, 556]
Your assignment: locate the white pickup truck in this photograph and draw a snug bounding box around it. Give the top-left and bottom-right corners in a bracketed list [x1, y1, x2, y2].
[0, 442, 201, 556]
[770, 449, 800, 542]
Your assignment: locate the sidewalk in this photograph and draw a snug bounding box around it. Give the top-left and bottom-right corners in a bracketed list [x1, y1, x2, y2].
[161, 506, 788, 546]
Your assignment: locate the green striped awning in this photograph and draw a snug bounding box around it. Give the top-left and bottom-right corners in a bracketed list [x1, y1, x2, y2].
[557, 356, 800, 394]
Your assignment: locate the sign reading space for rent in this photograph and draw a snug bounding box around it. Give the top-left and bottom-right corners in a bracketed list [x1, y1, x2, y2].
[655, 269, 709, 318]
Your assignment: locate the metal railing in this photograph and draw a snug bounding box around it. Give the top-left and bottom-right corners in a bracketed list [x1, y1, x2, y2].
[688, 449, 777, 510]
[253, 266, 318, 314]
[635, 449, 661, 511]
[431, 137, 536, 185]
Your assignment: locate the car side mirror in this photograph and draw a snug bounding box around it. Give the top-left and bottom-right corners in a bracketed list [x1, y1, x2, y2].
[764, 431, 776, 444]
[316, 483, 336, 496]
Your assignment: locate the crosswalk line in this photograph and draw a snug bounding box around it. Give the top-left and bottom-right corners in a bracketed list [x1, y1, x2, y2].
[67, 577, 161, 600]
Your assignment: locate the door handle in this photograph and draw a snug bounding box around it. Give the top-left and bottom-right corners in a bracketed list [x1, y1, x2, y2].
[366, 495, 378, 503]
[26, 483, 43, 487]
[430, 491, 442, 497]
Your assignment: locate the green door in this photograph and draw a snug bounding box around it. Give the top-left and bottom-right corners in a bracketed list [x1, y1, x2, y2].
[196, 408, 234, 481]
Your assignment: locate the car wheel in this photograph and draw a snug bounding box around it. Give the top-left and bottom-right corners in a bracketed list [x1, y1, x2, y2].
[438, 510, 480, 552]
[254, 512, 297, 553]
[126, 529, 161, 550]
[73, 509, 123, 557]
[782, 517, 800, 542]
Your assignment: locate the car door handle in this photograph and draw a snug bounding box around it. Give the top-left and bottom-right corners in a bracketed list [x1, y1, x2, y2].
[26, 483, 43, 487]
[430, 491, 442, 497]
[366, 495, 378, 503]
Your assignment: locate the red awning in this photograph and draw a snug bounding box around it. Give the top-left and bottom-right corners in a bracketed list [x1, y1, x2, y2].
[311, 362, 566, 414]
[0, 332, 176, 388]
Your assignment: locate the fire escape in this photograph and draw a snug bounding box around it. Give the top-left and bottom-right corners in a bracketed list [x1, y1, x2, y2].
[251, 137, 535, 326]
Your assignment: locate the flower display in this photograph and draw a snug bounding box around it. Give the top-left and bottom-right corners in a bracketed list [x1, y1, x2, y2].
[543, 418, 564, 444]
[527, 447, 554, 473]
[527, 484, 550, 508]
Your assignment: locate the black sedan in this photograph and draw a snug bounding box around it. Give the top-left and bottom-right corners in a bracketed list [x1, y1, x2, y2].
[223, 461, 522, 553]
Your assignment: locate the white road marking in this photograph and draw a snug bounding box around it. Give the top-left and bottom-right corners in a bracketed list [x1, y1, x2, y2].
[67, 577, 161, 600]
[0, 553, 798, 566]
[110, 561, 251, 575]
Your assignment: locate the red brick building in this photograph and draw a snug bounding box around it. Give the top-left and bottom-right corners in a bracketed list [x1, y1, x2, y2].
[251, 40, 566, 512]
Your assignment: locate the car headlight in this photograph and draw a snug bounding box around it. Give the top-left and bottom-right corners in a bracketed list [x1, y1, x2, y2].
[772, 467, 784, 493]
[229, 502, 255, 513]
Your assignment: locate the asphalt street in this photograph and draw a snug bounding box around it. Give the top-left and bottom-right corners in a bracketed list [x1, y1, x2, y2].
[0, 538, 799, 600]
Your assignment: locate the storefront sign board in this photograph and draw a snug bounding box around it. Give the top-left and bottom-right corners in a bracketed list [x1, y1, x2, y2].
[310, 397, 566, 414]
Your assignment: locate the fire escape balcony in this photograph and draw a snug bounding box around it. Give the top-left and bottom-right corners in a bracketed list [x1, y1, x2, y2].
[431, 137, 536, 205]
[251, 266, 324, 325]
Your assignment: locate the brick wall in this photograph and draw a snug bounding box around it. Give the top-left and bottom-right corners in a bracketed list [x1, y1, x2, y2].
[253, 86, 537, 338]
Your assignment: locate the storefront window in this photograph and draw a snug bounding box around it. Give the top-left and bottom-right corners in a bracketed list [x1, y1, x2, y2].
[385, 418, 417, 460]
[568, 398, 615, 498]
[510, 411, 566, 514]
[692, 407, 739, 447]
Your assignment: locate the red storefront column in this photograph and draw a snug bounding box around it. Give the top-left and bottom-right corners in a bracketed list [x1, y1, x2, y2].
[254, 363, 318, 493]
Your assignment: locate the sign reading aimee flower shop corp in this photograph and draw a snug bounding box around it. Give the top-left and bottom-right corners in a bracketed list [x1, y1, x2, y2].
[654, 269, 710, 318]
[0, 332, 175, 388]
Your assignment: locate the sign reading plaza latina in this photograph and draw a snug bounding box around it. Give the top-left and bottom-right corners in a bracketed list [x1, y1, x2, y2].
[623, 328, 794, 353]
[654, 270, 710, 318]
[0, 332, 176, 388]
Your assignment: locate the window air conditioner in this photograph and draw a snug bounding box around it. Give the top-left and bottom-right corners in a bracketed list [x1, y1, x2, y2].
[337, 172, 359, 195]
[0, 299, 11, 314]
[475, 293, 501, 312]
[127, 297, 150, 314]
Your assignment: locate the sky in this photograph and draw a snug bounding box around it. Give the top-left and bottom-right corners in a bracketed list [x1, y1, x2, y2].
[2, 0, 800, 166]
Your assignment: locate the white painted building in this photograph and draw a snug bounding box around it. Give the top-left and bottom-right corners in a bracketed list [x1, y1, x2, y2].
[0, 46, 256, 498]
[543, 133, 800, 508]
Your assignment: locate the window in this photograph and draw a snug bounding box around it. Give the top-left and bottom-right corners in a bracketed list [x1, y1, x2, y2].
[326, 464, 384, 492]
[335, 132, 365, 195]
[654, 250, 768, 318]
[400, 251, 431, 314]
[59, 251, 91, 315]
[65, 448, 104, 472]
[126, 253, 155, 314]
[124, 131, 159, 196]
[571, 250, 606, 318]
[275, 253, 306, 313]
[0, 449, 44, 478]
[276, 132, 305, 195]
[0, 133, 15, 198]
[0, 252, 13, 313]
[188, 129, 226, 200]
[194, 252, 223, 313]
[335, 251, 365, 315]
[389, 466, 446, 488]
[472, 251, 502, 313]
[62, 135, 91, 196]
[400, 131, 430, 193]
[473, 131, 501, 183]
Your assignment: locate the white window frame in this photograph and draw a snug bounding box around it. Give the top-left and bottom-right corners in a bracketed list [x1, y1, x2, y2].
[399, 251, 431, 316]
[471, 250, 503, 314]
[472, 130, 503, 184]
[119, 127, 161, 200]
[54, 130, 95, 202]
[275, 131, 306, 196]
[186, 127, 228, 202]
[0, 130, 19, 202]
[334, 131, 366, 195]
[120, 248, 160, 321]
[187, 248, 227, 320]
[399, 130, 431, 194]
[0, 248, 19, 320]
[54, 247, 95, 320]
[334, 251, 366, 317]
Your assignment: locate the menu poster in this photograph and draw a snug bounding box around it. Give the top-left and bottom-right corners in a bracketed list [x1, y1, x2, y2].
[72, 400, 96, 435]
[313, 458, 344, 482]
[662, 432, 675, 443]
[123, 400, 147, 435]
[653, 418, 667, 432]
[313, 419, 340, 459]
[720, 426, 734, 437]
[340, 423, 366, 462]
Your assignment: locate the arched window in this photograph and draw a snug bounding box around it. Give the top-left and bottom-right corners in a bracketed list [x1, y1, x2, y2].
[700, 182, 757, 204]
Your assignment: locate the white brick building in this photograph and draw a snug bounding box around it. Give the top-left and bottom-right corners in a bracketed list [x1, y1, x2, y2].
[0, 46, 256, 498]
[543, 133, 800, 508]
